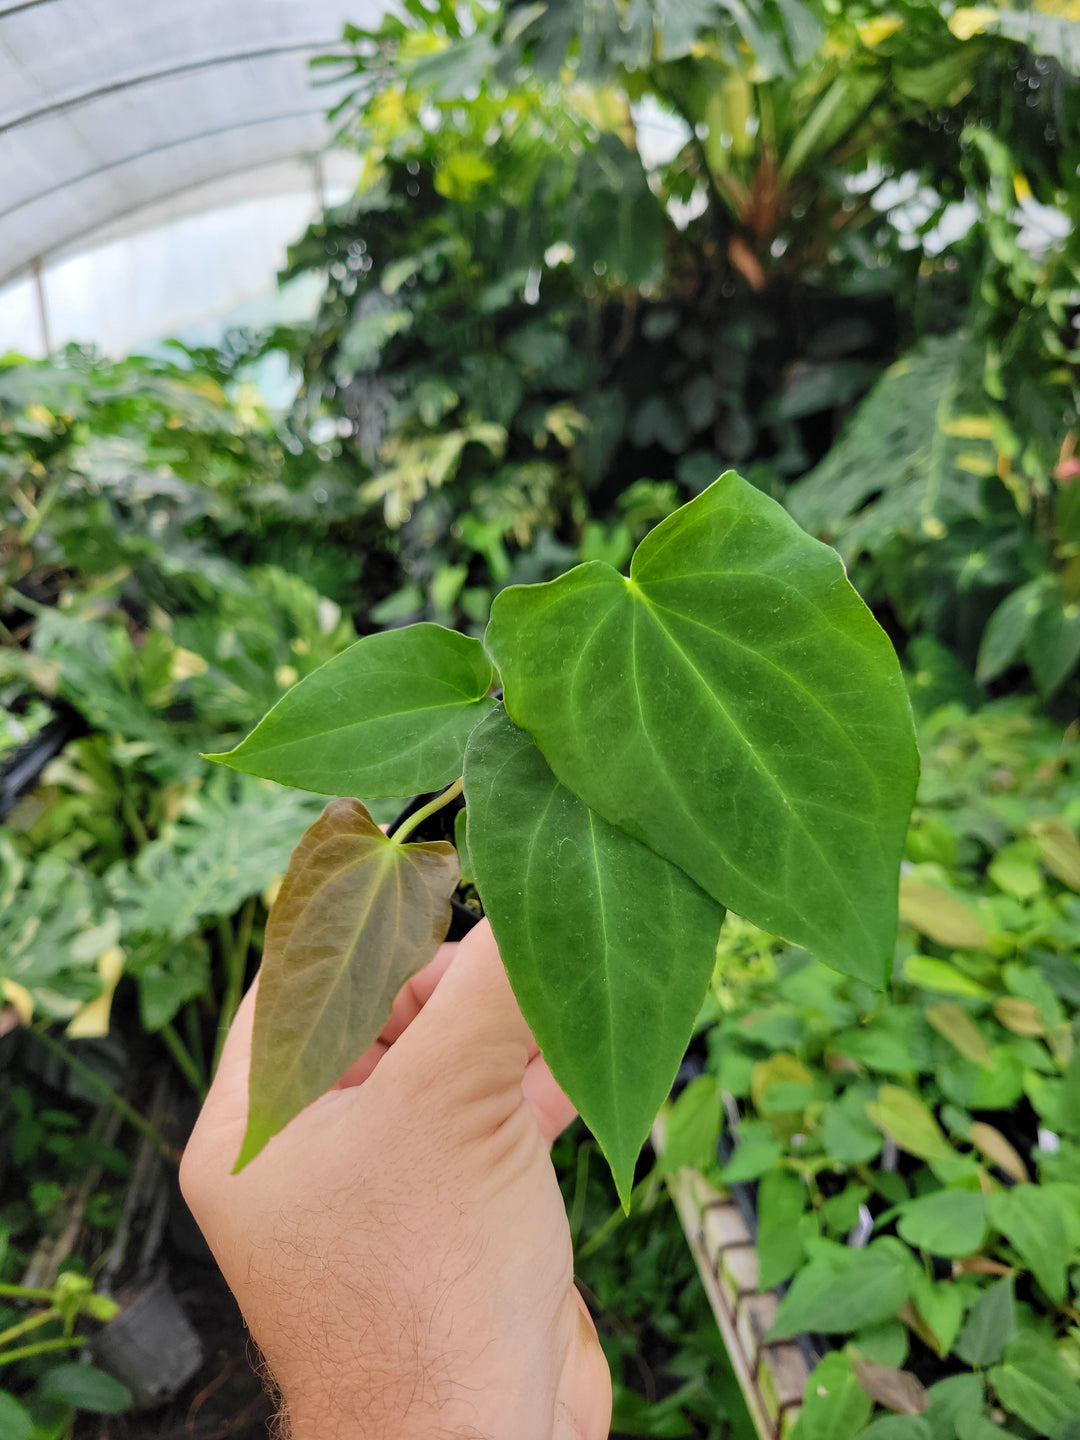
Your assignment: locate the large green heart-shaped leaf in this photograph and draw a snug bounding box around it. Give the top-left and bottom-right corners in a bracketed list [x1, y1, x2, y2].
[486, 471, 918, 984]
[236, 799, 458, 1168]
[463, 708, 724, 1205]
[208, 624, 496, 796]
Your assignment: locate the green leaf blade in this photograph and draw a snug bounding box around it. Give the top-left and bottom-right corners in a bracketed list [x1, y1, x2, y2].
[866, 1086, 957, 1164]
[486, 471, 918, 985]
[976, 581, 1040, 684]
[237, 799, 459, 1168]
[897, 1189, 988, 1259]
[463, 708, 724, 1206]
[757, 1167, 807, 1288]
[987, 1185, 1071, 1304]
[0, 1392, 34, 1440]
[954, 1276, 1016, 1368]
[989, 1334, 1080, 1436]
[769, 1239, 911, 1338]
[792, 1354, 873, 1440]
[208, 623, 496, 796]
[38, 1365, 132, 1414]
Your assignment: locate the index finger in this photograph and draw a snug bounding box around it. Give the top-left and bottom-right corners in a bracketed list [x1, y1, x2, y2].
[330, 938, 459, 1088]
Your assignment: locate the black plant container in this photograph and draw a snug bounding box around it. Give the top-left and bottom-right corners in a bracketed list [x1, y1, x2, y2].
[90, 1268, 204, 1408]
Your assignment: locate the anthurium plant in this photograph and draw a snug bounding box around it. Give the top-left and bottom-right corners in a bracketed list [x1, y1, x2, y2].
[210, 471, 919, 1201]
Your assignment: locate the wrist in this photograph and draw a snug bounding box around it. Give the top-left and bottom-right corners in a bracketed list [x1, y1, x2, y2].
[278, 1363, 545, 1440]
[282, 1397, 489, 1440]
[275, 1369, 480, 1440]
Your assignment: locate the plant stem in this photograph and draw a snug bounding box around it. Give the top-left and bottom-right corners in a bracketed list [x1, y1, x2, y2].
[31, 1028, 177, 1161]
[388, 778, 463, 845]
[20, 472, 65, 545]
[568, 1142, 591, 1245]
[120, 792, 149, 850]
[212, 896, 256, 1076]
[0, 1336, 85, 1366]
[2, 588, 48, 617]
[184, 998, 207, 1080]
[0, 1308, 58, 1350]
[0, 1282, 55, 1303]
[160, 1022, 207, 1099]
[576, 1169, 658, 1259]
[234, 895, 256, 982]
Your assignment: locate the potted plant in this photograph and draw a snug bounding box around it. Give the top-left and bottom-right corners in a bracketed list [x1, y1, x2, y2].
[209, 469, 918, 1204]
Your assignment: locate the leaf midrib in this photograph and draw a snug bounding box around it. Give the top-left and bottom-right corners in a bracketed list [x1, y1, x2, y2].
[264, 839, 401, 1105]
[243, 694, 492, 760]
[633, 595, 877, 949]
[639, 590, 883, 806]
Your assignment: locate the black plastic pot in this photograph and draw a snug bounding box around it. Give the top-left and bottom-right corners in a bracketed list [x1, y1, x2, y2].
[0, 700, 85, 823]
[90, 1268, 204, 1408]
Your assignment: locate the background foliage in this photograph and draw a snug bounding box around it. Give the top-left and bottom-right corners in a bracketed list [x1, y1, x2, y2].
[2, 0, 1080, 1431]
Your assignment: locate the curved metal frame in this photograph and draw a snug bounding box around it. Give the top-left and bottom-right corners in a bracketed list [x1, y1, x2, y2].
[0, 0, 61, 17]
[0, 108, 330, 228]
[0, 41, 342, 134]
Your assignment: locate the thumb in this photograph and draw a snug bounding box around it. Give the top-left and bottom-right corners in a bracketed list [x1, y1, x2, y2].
[385, 918, 541, 1107]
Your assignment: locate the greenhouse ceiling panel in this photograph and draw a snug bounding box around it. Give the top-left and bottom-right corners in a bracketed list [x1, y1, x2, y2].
[0, 0, 379, 285]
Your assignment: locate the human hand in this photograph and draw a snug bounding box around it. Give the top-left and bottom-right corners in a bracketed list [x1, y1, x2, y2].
[180, 919, 612, 1440]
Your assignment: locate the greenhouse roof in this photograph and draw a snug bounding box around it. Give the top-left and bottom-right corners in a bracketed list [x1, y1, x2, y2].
[0, 0, 378, 287]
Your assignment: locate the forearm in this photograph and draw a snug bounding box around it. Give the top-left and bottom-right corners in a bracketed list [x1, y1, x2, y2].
[267, 1354, 557, 1440]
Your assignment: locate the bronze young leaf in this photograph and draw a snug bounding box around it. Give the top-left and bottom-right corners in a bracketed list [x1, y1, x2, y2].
[235, 798, 459, 1169]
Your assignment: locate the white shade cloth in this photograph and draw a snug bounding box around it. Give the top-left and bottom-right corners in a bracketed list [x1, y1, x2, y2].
[0, 0, 376, 354]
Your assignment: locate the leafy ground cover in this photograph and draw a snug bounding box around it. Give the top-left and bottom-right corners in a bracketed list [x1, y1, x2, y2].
[666, 694, 1080, 1436]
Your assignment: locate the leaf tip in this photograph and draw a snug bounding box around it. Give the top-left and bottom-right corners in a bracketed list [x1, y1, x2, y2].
[232, 1117, 272, 1173]
[610, 1152, 638, 1215]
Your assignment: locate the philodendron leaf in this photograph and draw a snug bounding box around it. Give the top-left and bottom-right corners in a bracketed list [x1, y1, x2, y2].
[987, 1185, 1070, 1304]
[486, 470, 918, 985]
[208, 624, 496, 796]
[897, 1188, 988, 1259]
[954, 1276, 1016, 1368]
[793, 1354, 873, 1440]
[989, 1333, 1080, 1436]
[236, 799, 458, 1168]
[866, 1086, 957, 1164]
[770, 1239, 912, 1337]
[463, 708, 724, 1205]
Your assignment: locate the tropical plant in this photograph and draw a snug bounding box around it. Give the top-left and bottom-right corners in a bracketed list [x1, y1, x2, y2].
[208, 470, 917, 1201]
[0, 1273, 131, 1440]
